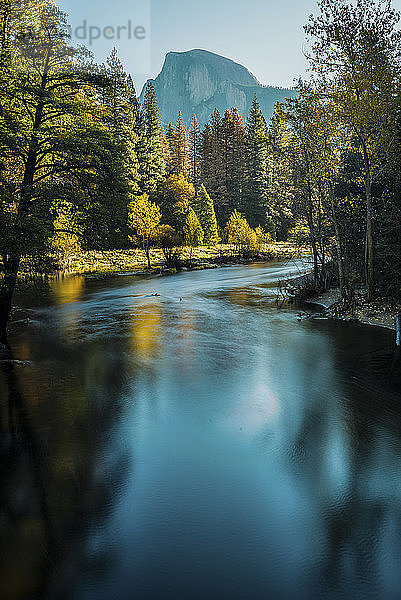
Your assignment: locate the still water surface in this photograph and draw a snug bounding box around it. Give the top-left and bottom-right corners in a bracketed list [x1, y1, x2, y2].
[1, 260, 401, 600]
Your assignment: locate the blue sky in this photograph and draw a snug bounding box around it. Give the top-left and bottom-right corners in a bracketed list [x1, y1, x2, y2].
[58, 0, 401, 94]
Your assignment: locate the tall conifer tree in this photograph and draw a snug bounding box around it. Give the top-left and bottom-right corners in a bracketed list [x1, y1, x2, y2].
[103, 50, 140, 202]
[137, 82, 165, 195]
[245, 95, 269, 227]
[200, 109, 228, 224]
[221, 108, 247, 215]
[192, 184, 219, 245]
[188, 114, 201, 191]
[165, 122, 175, 174]
[160, 125, 171, 173]
[171, 111, 189, 177]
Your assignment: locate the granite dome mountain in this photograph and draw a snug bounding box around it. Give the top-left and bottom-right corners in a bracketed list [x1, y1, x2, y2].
[139, 49, 296, 127]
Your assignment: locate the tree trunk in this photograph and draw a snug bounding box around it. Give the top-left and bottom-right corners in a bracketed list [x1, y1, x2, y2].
[145, 247, 151, 270]
[311, 239, 319, 285]
[330, 190, 346, 299]
[362, 150, 374, 301]
[0, 46, 50, 342]
[365, 183, 375, 301]
[0, 254, 21, 343]
[305, 166, 319, 286]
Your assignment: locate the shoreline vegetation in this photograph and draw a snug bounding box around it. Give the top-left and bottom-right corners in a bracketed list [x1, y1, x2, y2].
[284, 273, 401, 333]
[13, 242, 304, 279]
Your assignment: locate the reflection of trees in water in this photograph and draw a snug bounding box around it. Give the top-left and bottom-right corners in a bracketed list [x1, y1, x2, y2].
[286, 347, 401, 598]
[0, 337, 132, 600]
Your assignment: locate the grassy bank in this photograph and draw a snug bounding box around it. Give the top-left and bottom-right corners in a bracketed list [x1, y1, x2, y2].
[51, 243, 304, 277]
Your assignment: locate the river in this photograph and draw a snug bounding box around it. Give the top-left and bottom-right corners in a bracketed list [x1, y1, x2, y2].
[1, 259, 401, 600]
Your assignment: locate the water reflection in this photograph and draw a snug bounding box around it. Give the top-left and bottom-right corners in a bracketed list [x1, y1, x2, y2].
[130, 303, 162, 362]
[1, 261, 401, 600]
[0, 335, 132, 599]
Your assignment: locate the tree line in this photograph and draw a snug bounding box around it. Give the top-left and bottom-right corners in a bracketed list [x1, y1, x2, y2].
[272, 0, 401, 308]
[1, 0, 401, 340]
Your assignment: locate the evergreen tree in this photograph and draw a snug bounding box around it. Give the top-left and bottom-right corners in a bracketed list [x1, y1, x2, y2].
[221, 108, 247, 215]
[170, 111, 189, 177]
[188, 114, 201, 191]
[245, 95, 269, 227]
[160, 125, 171, 173]
[184, 207, 204, 254]
[165, 122, 175, 174]
[200, 110, 228, 224]
[192, 184, 219, 245]
[125, 74, 141, 198]
[137, 82, 165, 195]
[92, 48, 140, 247]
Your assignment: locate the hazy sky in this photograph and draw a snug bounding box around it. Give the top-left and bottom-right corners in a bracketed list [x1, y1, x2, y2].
[58, 0, 401, 94]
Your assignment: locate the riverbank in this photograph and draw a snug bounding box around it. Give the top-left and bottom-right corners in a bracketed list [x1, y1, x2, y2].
[51, 243, 304, 277]
[285, 274, 400, 331]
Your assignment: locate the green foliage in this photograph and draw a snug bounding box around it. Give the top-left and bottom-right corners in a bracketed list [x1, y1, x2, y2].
[199, 108, 248, 225]
[136, 82, 166, 195]
[192, 185, 219, 245]
[128, 193, 162, 268]
[254, 225, 272, 246]
[225, 210, 257, 254]
[245, 95, 269, 228]
[128, 193, 161, 245]
[188, 115, 201, 190]
[170, 112, 189, 177]
[157, 173, 195, 232]
[288, 223, 310, 246]
[184, 207, 204, 248]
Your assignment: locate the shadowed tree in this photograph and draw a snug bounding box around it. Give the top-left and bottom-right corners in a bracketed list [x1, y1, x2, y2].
[0, 1, 125, 340]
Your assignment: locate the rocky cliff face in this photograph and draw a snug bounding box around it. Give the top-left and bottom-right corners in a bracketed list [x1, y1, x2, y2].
[139, 49, 296, 127]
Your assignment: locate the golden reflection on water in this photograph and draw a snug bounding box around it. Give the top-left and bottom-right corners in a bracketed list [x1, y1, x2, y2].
[50, 276, 85, 335]
[130, 303, 162, 361]
[50, 276, 85, 305]
[225, 288, 251, 307]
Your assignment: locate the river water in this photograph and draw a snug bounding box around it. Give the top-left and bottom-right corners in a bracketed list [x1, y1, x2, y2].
[1, 259, 401, 600]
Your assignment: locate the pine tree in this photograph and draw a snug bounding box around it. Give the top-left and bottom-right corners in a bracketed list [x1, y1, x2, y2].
[200, 110, 228, 224]
[160, 125, 171, 173]
[137, 82, 165, 195]
[184, 207, 204, 251]
[170, 111, 189, 177]
[125, 75, 141, 199]
[98, 49, 140, 245]
[188, 114, 201, 191]
[192, 184, 219, 245]
[165, 122, 175, 174]
[245, 95, 269, 227]
[221, 108, 247, 215]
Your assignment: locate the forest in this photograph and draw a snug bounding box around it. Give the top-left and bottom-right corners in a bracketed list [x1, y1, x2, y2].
[1, 0, 401, 341]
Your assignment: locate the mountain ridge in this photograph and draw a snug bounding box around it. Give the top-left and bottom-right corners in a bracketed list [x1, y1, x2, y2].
[139, 49, 297, 128]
